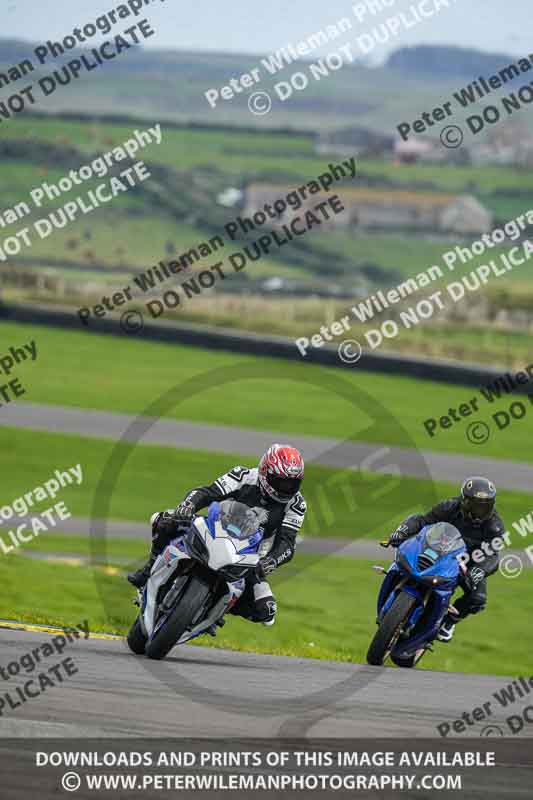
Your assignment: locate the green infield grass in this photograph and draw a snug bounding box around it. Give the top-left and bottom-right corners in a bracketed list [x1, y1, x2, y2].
[0, 552, 530, 678]
[1, 427, 532, 540]
[2, 320, 532, 463]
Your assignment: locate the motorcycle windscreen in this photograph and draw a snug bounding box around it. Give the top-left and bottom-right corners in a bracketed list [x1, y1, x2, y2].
[424, 521, 465, 555]
[217, 500, 263, 540]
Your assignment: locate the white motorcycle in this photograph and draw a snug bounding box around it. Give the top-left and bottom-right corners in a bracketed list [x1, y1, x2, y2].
[127, 500, 265, 660]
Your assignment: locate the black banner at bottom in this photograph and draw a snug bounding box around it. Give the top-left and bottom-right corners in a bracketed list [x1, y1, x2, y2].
[1, 738, 531, 799]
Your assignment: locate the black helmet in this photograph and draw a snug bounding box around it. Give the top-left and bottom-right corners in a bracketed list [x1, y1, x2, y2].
[461, 477, 496, 524]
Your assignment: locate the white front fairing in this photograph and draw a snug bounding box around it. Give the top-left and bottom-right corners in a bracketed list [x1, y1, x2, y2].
[141, 515, 261, 640]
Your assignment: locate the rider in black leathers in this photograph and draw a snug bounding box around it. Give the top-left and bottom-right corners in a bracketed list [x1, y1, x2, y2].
[389, 476, 505, 642]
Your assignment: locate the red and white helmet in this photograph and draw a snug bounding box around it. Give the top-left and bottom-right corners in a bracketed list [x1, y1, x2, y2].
[258, 444, 304, 503]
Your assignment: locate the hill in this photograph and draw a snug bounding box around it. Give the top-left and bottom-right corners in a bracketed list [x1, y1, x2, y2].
[1, 38, 526, 134]
[386, 44, 521, 78]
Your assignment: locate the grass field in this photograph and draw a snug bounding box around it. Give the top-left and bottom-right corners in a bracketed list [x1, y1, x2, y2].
[1, 426, 532, 540]
[2, 320, 532, 463]
[311, 229, 531, 283]
[4, 113, 532, 337]
[0, 551, 531, 677]
[5, 116, 531, 195]
[8, 212, 308, 281]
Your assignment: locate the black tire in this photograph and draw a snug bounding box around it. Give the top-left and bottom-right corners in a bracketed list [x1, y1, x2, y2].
[367, 591, 417, 666]
[390, 653, 416, 668]
[145, 576, 211, 660]
[127, 616, 147, 655]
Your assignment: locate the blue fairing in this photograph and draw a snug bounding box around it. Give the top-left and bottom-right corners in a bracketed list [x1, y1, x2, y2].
[206, 502, 220, 538]
[376, 524, 466, 659]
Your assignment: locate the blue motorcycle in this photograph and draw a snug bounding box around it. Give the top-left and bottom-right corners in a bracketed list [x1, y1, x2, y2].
[367, 522, 467, 668]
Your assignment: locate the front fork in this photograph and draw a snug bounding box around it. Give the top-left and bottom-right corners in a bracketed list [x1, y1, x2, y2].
[376, 566, 431, 633]
[376, 565, 404, 620]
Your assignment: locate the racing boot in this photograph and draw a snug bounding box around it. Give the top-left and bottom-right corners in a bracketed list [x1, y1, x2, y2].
[206, 618, 226, 637]
[437, 608, 459, 643]
[127, 551, 157, 589]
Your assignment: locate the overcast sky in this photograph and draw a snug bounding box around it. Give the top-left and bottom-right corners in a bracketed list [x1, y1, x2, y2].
[3, 0, 530, 63]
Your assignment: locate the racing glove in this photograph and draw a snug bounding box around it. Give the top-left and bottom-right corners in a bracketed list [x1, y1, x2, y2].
[388, 523, 410, 547]
[174, 499, 196, 526]
[256, 556, 277, 580]
[152, 510, 177, 537]
[463, 566, 485, 593]
[151, 502, 195, 549]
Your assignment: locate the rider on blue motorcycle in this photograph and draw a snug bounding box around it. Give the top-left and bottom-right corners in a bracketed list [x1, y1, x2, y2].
[128, 444, 306, 628]
[388, 476, 504, 643]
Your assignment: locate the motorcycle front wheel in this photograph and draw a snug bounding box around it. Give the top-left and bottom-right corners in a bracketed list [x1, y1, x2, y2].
[367, 591, 417, 666]
[127, 615, 148, 655]
[145, 575, 211, 660]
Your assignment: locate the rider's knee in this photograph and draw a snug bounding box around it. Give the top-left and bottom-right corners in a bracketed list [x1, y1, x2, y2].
[468, 601, 486, 615]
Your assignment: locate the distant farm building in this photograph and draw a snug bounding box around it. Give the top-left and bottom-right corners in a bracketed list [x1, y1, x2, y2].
[244, 184, 492, 235]
[394, 136, 442, 164]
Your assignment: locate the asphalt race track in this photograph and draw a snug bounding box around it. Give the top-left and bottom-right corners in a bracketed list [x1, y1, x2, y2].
[3, 400, 533, 799]
[3, 401, 532, 491]
[0, 626, 528, 740]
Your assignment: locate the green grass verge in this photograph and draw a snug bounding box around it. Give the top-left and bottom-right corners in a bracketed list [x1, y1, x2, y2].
[1, 427, 532, 540]
[1, 553, 531, 677]
[7, 210, 309, 282]
[3, 320, 532, 463]
[312, 230, 531, 284]
[17, 534, 145, 562]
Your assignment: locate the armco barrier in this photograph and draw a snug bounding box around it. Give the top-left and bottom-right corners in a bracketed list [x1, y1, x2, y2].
[0, 301, 526, 391]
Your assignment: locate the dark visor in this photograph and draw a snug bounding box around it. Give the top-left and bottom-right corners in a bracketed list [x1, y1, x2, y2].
[269, 474, 302, 497]
[464, 497, 494, 520]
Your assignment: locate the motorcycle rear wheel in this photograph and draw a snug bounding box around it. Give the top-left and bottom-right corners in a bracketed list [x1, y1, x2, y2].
[145, 576, 211, 660]
[367, 591, 417, 666]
